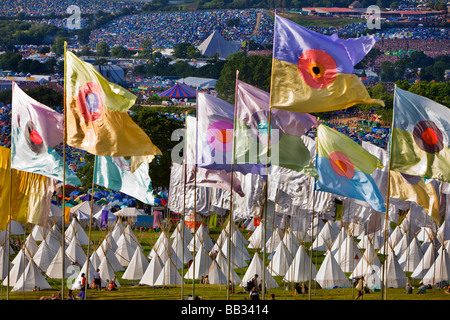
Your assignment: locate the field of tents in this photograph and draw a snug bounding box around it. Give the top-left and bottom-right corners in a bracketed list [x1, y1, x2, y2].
[1, 205, 450, 301]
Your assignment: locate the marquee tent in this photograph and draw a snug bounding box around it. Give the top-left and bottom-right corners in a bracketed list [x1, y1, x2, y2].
[158, 83, 196, 99]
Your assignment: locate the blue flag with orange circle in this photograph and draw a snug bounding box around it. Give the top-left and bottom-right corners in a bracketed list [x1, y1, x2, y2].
[270, 15, 384, 113]
[315, 124, 386, 212]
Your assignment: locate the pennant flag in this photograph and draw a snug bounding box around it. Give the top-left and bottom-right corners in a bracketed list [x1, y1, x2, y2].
[234, 80, 318, 175]
[94, 155, 155, 205]
[270, 15, 384, 113]
[65, 50, 162, 157]
[389, 171, 439, 223]
[100, 209, 109, 229]
[11, 82, 81, 185]
[390, 87, 450, 182]
[196, 91, 264, 176]
[315, 124, 386, 212]
[185, 115, 244, 196]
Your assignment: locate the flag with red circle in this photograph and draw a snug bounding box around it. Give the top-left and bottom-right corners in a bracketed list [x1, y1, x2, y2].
[391, 87, 450, 182]
[315, 124, 386, 212]
[270, 14, 384, 114]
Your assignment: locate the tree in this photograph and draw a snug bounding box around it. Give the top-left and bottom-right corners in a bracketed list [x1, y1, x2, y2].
[111, 45, 131, 58]
[96, 42, 110, 57]
[172, 42, 191, 59]
[131, 111, 185, 188]
[215, 52, 272, 104]
[51, 37, 69, 56]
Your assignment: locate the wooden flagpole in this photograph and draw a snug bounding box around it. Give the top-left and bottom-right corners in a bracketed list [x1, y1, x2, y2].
[61, 41, 68, 300]
[227, 70, 239, 300]
[84, 158, 97, 300]
[181, 111, 188, 300]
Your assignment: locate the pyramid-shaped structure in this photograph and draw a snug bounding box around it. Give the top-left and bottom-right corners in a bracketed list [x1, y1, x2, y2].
[197, 30, 241, 59]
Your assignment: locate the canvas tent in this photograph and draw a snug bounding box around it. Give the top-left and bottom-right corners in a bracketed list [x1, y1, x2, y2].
[197, 30, 241, 59]
[157, 83, 196, 99]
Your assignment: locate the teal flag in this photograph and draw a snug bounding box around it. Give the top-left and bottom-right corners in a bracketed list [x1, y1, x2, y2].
[94, 156, 155, 205]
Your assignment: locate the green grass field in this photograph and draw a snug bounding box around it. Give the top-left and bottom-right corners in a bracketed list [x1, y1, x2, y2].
[3, 224, 450, 301]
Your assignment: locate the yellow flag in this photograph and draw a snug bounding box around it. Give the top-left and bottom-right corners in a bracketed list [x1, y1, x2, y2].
[64, 49, 162, 157]
[389, 171, 439, 223]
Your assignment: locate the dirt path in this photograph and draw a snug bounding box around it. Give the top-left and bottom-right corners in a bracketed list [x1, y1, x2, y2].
[251, 11, 261, 36]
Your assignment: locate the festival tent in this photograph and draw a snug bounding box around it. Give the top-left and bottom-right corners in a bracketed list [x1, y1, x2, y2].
[379, 225, 403, 255]
[11, 248, 29, 267]
[71, 259, 97, 290]
[45, 225, 63, 254]
[265, 228, 284, 254]
[247, 224, 264, 249]
[114, 235, 136, 267]
[11, 260, 52, 292]
[268, 241, 293, 277]
[411, 242, 437, 279]
[22, 234, 39, 259]
[0, 244, 11, 279]
[9, 220, 25, 235]
[207, 259, 227, 285]
[113, 208, 146, 227]
[350, 241, 381, 280]
[184, 244, 212, 280]
[70, 201, 102, 227]
[378, 251, 408, 288]
[139, 253, 164, 286]
[65, 236, 87, 266]
[2, 252, 28, 287]
[329, 228, 348, 256]
[98, 256, 121, 288]
[333, 235, 363, 273]
[66, 218, 91, 246]
[398, 236, 424, 272]
[90, 251, 102, 271]
[33, 238, 58, 272]
[98, 234, 119, 257]
[30, 224, 49, 242]
[310, 220, 340, 251]
[240, 253, 279, 290]
[123, 225, 142, 249]
[93, 206, 116, 228]
[170, 221, 193, 244]
[157, 82, 196, 99]
[307, 217, 325, 239]
[45, 246, 72, 279]
[122, 247, 149, 280]
[214, 250, 241, 285]
[393, 228, 414, 257]
[358, 233, 384, 250]
[283, 245, 317, 283]
[314, 250, 351, 289]
[188, 224, 215, 253]
[282, 228, 300, 257]
[154, 259, 184, 286]
[421, 246, 450, 286]
[219, 237, 249, 269]
[148, 232, 171, 260]
[110, 220, 126, 243]
[197, 30, 241, 59]
[171, 231, 194, 266]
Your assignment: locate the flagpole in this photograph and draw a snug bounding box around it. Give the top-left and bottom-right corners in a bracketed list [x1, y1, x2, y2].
[61, 41, 68, 300]
[181, 111, 188, 300]
[7, 167, 12, 300]
[227, 70, 239, 300]
[380, 86, 397, 300]
[85, 157, 97, 300]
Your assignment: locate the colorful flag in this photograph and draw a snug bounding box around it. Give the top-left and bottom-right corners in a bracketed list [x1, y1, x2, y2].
[270, 15, 384, 113]
[0, 146, 55, 231]
[389, 171, 439, 223]
[390, 87, 450, 182]
[315, 124, 386, 212]
[65, 50, 161, 157]
[94, 155, 155, 205]
[196, 91, 264, 176]
[11, 82, 81, 185]
[185, 115, 244, 196]
[234, 80, 318, 176]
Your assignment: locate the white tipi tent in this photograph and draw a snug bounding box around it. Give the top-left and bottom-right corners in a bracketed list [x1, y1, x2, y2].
[398, 236, 424, 272]
[98, 256, 121, 288]
[283, 245, 317, 283]
[154, 259, 184, 286]
[184, 244, 212, 280]
[240, 252, 279, 290]
[122, 247, 149, 280]
[11, 260, 51, 292]
[267, 241, 293, 276]
[139, 253, 164, 286]
[421, 247, 450, 286]
[314, 250, 351, 289]
[411, 242, 437, 280]
[46, 246, 72, 279]
[378, 251, 408, 288]
[32, 238, 58, 272]
[311, 220, 340, 251]
[65, 236, 87, 266]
